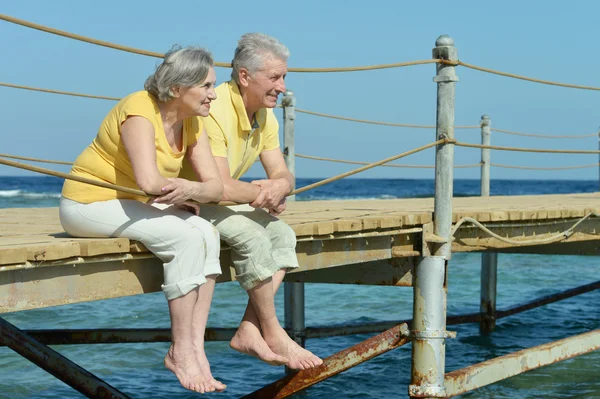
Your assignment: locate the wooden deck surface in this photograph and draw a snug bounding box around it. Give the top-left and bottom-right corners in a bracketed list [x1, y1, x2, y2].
[1, 192, 600, 265]
[2, 193, 600, 313]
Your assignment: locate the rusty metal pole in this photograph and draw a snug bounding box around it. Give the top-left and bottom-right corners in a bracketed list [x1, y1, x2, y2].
[480, 115, 498, 334]
[0, 317, 131, 399]
[282, 90, 306, 365]
[409, 35, 457, 398]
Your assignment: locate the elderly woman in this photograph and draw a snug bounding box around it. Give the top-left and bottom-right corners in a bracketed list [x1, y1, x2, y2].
[59, 46, 226, 394]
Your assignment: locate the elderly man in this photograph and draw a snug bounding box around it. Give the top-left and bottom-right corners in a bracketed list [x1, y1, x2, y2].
[180, 33, 322, 370]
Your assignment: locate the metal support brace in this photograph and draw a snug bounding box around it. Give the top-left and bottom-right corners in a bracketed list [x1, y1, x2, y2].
[479, 115, 498, 333]
[281, 90, 306, 373]
[0, 317, 131, 399]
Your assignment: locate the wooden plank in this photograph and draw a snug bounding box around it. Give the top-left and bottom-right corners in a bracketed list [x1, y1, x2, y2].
[72, 238, 130, 257]
[0, 247, 27, 264]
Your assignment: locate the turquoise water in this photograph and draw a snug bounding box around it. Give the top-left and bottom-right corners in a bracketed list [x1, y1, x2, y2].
[0, 177, 598, 398]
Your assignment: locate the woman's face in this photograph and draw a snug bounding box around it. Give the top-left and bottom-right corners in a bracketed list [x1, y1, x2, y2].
[177, 67, 217, 117]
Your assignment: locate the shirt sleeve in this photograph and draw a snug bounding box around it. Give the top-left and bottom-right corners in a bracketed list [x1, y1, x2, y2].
[261, 111, 280, 152]
[117, 93, 157, 127]
[204, 115, 228, 157]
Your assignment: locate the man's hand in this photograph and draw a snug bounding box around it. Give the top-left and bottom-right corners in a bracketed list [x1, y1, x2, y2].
[249, 178, 291, 209]
[175, 201, 200, 216]
[153, 178, 196, 205]
[269, 197, 287, 216]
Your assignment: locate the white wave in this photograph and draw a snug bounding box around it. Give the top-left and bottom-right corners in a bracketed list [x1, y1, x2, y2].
[0, 190, 60, 199]
[21, 192, 61, 199]
[0, 190, 21, 197]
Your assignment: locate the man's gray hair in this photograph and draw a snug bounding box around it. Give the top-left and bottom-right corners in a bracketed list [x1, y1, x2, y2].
[145, 45, 214, 102]
[231, 33, 290, 83]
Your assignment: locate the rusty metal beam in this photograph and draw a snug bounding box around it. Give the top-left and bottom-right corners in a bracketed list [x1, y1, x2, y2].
[241, 323, 411, 399]
[444, 329, 600, 397]
[0, 281, 593, 348]
[496, 280, 599, 319]
[9, 278, 595, 345]
[0, 317, 131, 399]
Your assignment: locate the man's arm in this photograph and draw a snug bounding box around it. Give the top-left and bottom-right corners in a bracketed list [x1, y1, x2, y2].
[249, 148, 294, 212]
[215, 157, 262, 203]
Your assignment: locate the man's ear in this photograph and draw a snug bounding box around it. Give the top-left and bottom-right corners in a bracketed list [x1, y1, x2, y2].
[238, 68, 251, 88]
[170, 86, 180, 98]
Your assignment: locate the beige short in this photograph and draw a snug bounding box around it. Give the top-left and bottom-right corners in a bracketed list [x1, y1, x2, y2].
[59, 197, 222, 300]
[199, 204, 299, 290]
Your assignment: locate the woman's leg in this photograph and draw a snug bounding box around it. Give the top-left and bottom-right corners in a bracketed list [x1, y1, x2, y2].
[156, 205, 225, 391]
[59, 198, 224, 393]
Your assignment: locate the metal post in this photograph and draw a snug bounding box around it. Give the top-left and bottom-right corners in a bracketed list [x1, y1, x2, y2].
[282, 90, 306, 357]
[598, 129, 600, 191]
[480, 115, 498, 334]
[409, 35, 457, 399]
[480, 115, 491, 197]
[0, 317, 131, 399]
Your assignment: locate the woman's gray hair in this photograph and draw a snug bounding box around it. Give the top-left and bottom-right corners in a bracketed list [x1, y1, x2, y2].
[144, 45, 214, 102]
[231, 33, 289, 83]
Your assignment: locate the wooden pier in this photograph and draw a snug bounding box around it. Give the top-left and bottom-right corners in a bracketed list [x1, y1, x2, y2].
[2, 192, 599, 314]
[0, 30, 599, 398]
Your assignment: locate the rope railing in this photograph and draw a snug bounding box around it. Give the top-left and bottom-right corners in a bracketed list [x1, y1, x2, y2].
[292, 140, 449, 195]
[447, 60, 600, 92]
[0, 157, 147, 197]
[452, 213, 600, 246]
[296, 153, 480, 169]
[295, 108, 478, 129]
[0, 82, 121, 101]
[2, 143, 598, 178]
[490, 127, 598, 139]
[491, 162, 600, 171]
[0, 153, 73, 166]
[1, 82, 597, 140]
[0, 140, 448, 199]
[0, 13, 437, 73]
[454, 141, 600, 155]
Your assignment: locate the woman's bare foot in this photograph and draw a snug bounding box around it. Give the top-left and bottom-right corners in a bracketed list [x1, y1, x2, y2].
[264, 324, 323, 370]
[230, 321, 288, 366]
[164, 344, 221, 393]
[194, 346, 227, 392]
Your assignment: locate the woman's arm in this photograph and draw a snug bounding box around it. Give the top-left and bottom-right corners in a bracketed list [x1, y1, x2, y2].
[120, 116, 171, 195]
[153, 130, 224, 204]
[183, 131, 224, 203]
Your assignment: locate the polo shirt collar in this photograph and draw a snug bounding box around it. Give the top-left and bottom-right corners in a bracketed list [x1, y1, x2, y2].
[228, 80, 267, 132]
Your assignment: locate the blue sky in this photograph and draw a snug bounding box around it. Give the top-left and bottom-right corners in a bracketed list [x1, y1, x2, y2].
[1, 0, 599, 180]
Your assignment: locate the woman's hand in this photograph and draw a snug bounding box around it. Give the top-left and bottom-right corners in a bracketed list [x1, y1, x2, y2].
[153, 178, 196, 205]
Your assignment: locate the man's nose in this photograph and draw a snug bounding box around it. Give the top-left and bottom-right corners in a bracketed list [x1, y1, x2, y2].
[275, 77, 286, 93]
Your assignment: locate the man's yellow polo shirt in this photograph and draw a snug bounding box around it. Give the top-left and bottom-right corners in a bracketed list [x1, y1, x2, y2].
[180, 80, 280, 180]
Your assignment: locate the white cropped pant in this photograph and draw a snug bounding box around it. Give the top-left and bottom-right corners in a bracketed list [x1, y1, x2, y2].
[59, 197, 222, 300]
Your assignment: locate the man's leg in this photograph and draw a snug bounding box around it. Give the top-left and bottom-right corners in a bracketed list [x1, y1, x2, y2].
[245, 274, 322, 370]
[199, 204, 321, 368]
[230, 270, 288, 365]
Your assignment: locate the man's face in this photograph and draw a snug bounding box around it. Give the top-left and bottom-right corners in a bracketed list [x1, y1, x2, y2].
[246, 56, 287, 109]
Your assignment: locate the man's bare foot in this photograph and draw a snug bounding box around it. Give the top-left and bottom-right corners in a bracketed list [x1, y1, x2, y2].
[230, 322, 288, 366]
[164, 344, 223, 393]
[194, 347, 227, 392]
[264, 325, 323, 370]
